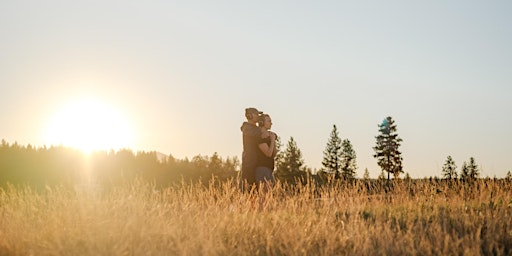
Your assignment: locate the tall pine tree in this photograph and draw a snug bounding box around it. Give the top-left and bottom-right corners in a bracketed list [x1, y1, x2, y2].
[460, 161, 470, 181]
[321, 125, 342, 179]
[468, 157, 479, 180]
[373, 116, 403, 179]
[274, 136, 285, 173]
[274, 137, 307, 184]
[340, 139, 357, 180]
[441, 155, 457, 179]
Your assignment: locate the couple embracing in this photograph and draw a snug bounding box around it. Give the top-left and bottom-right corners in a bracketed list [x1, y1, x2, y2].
[240, 107, 277, 193]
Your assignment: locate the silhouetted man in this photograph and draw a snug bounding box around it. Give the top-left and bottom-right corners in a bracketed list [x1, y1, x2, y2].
[240, 107, 268, 192]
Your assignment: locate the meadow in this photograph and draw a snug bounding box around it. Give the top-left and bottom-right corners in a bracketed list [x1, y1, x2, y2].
[0, 178, 511, 255]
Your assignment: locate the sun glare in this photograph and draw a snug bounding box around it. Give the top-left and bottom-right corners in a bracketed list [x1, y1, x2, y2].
[44, 98, 134, 153]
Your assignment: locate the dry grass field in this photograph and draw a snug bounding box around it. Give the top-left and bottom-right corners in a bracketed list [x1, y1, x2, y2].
[0, 178, 511, 255]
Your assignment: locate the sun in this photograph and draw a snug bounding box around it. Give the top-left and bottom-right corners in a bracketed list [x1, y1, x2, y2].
[44, 98, 134, 153]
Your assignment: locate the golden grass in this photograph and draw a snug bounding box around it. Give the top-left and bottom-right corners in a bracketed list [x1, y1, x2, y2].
[0, 179, 511, 255]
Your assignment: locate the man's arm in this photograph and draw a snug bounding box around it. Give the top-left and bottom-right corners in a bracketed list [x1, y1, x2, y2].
[241, 123, 259, 136]
[242, 124, 269, 138]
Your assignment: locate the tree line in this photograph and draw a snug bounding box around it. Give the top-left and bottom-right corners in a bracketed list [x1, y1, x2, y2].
[1, 116, 510, 189]
[0, 139, 243, 189]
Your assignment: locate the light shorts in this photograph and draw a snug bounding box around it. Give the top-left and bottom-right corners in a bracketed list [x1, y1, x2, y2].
[255, 166, 275, 184]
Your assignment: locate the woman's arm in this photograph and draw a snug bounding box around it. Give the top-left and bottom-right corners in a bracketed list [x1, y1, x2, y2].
[258, 138, 275, 158]
[270, 132, 277, 158]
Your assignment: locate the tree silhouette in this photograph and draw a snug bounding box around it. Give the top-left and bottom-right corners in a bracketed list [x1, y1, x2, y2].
[373, 116, 403, 179]
[321, 125, 342, 179]
[340, 139, 357, 180]
[460, 161, 470, 181]
[460, 157, 479, 182]
[274, 137, 307, 184]
[363, 168, 370, 180]
[468, 157, 479, 180]
[441, 155, 457, 179]
[208, 152, 223, 177]
[274, 136, 285, 175]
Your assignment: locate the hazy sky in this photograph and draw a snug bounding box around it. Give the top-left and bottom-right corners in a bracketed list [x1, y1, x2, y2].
[1, 1, 511, 178]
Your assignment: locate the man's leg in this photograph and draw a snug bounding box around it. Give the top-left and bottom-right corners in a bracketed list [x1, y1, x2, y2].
[241, 165, 256, 193]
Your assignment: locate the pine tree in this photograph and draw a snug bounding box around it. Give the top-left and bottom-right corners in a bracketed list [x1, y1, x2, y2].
[209, 152, 222, 174]
[373, 116, 403, 179]
[506, 171, 512, 181]
[274, 137, 307, 184]
[321, 125, 342, 179]
[274, 136, 285, 174]
[460, 161, 470, 181]
[467, 157, 479, 179]
[460, 157, 479, 182]
[363, 168, 370, 180]
[441, 155, 457, 179]
[340, 139, 357, 180]
[404, 172, 411, 181]
[209, 152, 234, 180]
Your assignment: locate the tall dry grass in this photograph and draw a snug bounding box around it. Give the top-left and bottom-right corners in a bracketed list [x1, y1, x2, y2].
[0, 178, 511, 255]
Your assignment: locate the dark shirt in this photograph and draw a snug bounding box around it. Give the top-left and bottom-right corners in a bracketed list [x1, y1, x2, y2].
[240, 122, 262, 180]
[256, 136, 274, 170]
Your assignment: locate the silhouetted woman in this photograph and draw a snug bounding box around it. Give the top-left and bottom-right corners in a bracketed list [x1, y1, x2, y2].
[255, 114, 276, 194]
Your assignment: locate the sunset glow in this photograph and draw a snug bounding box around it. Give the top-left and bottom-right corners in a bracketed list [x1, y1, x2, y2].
[44, 98, 133, 153]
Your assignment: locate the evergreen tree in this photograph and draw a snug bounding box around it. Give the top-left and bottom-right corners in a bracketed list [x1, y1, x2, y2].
[208, 152, 223, 178]
[321, 125, 342, 179]
[363, 168, 370, 180]
[506, 171, 511, 181]
[460, 157, 479, 182]
[467, 157, 479, 179]
[340, 139, 357, 180]
[274, 137, 307, 184]
[441, 155, 458, 179]
[373, 116, 403, 179]
[460, 161, 470, 181]
[274, 136, 285, 174]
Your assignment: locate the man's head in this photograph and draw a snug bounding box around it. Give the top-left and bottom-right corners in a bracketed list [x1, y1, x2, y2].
[245, 108, 262, 122]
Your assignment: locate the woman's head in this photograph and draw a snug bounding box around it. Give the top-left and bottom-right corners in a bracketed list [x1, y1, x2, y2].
[258, 114, 272, 130]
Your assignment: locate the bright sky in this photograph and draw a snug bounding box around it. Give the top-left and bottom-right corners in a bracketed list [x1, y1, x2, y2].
[1, 1, 511, 178]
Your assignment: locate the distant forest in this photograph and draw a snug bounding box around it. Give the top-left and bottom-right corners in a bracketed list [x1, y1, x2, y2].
[0, 140, 240, 189]
[1, 139, 511, 190]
